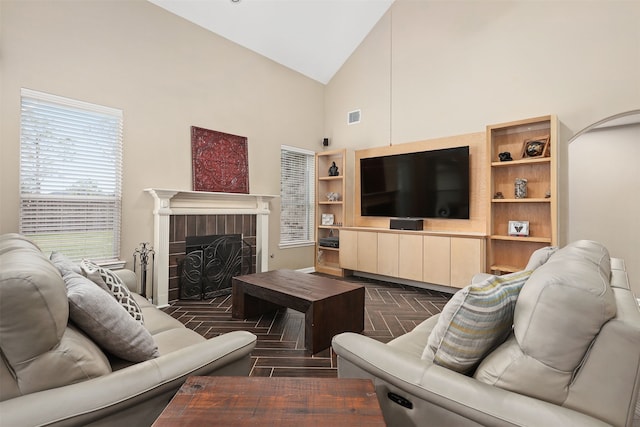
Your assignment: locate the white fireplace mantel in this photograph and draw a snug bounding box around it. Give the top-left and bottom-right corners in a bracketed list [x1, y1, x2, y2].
[145, 188, 278, 307]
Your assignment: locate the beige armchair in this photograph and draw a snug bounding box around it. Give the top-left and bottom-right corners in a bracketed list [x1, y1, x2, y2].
[0, 233, 257, 426]
[333, 241, 640, 426]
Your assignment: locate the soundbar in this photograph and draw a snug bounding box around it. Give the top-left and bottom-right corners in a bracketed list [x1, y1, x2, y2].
[390, 218, 424, 231]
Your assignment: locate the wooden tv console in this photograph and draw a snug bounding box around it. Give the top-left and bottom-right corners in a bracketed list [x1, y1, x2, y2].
[327, 116, 557, 285]
[342, 132, 488, 289]
[340, 227, 485, 289]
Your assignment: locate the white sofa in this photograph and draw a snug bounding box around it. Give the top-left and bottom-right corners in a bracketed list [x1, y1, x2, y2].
[0, 233, 257, 426]
[333, 240, 640, 426]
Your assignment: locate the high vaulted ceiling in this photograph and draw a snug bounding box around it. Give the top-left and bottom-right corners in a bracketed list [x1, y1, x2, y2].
[147, 0, 394, 84]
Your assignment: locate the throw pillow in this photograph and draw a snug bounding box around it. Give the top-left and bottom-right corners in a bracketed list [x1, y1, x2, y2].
[64, 271, 159, 362]
[422, 270, 533, 374]
[524, 246, 558, 271]
[50, 251, 82, 276]
[80, 259, 144, 325]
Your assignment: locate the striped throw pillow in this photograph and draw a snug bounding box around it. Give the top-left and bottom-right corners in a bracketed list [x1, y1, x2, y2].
[422, 270, 533, 374]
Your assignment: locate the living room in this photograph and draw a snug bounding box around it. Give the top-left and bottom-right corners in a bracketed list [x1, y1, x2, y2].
[1, 0, 639, 425]
[1, 0, 638, 287]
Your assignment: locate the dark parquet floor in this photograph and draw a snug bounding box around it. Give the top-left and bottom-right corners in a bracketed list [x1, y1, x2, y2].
[162, 274, 452, 378]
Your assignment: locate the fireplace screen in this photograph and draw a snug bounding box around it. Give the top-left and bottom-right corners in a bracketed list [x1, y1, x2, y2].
[180, 234, 251, 300]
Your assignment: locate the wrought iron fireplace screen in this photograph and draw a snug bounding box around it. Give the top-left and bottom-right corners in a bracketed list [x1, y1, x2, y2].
[180, 234, 251, 300]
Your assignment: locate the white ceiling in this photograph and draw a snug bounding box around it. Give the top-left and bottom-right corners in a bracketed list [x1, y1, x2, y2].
[147, 0, 394, 84]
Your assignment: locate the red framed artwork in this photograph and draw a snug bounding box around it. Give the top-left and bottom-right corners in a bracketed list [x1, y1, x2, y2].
[191, 126, 249, 193]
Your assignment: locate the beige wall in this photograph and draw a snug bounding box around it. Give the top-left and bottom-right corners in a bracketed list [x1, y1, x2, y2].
[325, 0, 640, 243]
[2, 0, 639, 277]
[0, 0, 323, 270]
[569, 122, 640, 295]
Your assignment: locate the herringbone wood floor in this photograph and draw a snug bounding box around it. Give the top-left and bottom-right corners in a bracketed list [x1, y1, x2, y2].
[163, 273, 640, 424]
[162, 274, 451, 377]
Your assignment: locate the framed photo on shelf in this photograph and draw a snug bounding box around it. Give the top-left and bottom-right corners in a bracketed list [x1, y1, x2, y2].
[521, 136, 550, 158]
[508, 220, 530, 237]
[321, 213, 335, 226]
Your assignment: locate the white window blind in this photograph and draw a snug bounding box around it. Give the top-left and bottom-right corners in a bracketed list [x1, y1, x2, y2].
[19, 88, 123, 262]
[280, 145, 315, 247]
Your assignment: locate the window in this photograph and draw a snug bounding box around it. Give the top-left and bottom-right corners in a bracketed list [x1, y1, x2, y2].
[280, 145, 315, 247]
[20, 88, 123, 262]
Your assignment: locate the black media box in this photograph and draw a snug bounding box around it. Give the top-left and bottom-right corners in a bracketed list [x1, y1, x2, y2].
[390, 218, 424, 231]
[319, 236, 339, 248]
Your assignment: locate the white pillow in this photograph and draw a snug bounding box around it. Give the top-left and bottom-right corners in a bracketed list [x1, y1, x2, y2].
[525, 246, 558, 271]
[50, 251, 82, 275]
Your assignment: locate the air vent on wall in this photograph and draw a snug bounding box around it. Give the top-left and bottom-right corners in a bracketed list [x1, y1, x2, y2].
[348, 109, 361, 125]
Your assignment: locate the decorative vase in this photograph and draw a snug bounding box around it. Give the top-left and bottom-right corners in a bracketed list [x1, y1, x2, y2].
[515, 178, 528, 199]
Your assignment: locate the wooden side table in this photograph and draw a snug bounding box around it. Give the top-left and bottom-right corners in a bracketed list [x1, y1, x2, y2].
[152, 376, 386, 426]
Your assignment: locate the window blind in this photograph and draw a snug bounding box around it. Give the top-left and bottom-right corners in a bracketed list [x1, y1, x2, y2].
[19, 88, 123, 262]
[280, 145, 315, 247]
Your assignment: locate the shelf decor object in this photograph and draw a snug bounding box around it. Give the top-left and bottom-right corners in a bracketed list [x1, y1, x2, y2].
[321, 213, 335, 226]
[515, 178, 527, 199]
[498, 152, 513, 161]
[508, 221, 530, 237]
[521, 136, 550, 158]
[486, 115, 558, 274]
[328, 161, 340, 176]
[191, 126, 249, 193]
[326, 192, 340, 202]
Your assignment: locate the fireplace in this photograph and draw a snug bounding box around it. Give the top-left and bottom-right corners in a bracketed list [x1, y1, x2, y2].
[180, 234, 252, 299]
[145, 189, 277, 307]
[168, 213, 256, 302]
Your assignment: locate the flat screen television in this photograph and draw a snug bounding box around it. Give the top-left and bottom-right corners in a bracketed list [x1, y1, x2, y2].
[360, 146, 470, 219]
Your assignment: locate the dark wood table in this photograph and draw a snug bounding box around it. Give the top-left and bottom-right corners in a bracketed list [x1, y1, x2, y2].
[152, 376, 386, 426]
[232, 270, 364, 354]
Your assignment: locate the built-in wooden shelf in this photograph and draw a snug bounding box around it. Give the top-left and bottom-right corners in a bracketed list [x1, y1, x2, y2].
[486, 115, 558, 273]
[490, 264, 520, 274]
[492, 198, 551, 203]
[490, 235, 552, 243]
[491, 157, 551, 167]
[315, 149, 346, 277]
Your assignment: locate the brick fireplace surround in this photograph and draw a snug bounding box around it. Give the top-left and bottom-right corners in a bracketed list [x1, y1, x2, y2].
[145, 189, 277, 307]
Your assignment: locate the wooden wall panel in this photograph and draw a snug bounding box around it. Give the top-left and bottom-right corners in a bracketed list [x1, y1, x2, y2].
[354, 132, 487, 235]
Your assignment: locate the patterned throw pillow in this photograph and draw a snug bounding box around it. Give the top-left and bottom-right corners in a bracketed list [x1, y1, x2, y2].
[80, 260, 144, 325]
[64, 271, 158, 362]
[422, 270, 533, 374]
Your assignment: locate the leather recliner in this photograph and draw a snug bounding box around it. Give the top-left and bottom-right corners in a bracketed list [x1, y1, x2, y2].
[0, 233, 257, 426]
[333, 240, 640, 426]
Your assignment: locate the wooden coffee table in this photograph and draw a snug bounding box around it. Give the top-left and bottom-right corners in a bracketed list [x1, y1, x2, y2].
[152, 376, 386, 426]
[232, 270, 364, 353]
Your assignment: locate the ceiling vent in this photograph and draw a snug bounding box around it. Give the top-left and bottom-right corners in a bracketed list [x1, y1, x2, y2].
[347, 109, 361, 125]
